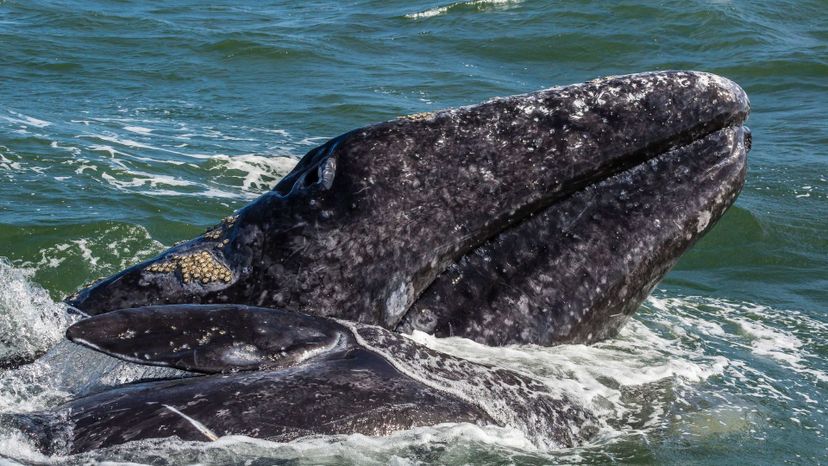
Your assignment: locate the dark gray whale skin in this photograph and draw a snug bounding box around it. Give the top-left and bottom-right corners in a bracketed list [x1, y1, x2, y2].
[397, 124, 750, 345]
[17, 305, 594, 454]
[65, 71, 751, 346]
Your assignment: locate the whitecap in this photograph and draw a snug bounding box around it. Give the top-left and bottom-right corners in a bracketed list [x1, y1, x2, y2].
[1, 111, 51, 128]
[0, 260, 74, 373]
[122, 126, 153, 135]
[406, 0, 522, 20]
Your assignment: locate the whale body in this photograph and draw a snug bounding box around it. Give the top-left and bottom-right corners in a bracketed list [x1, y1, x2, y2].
[14, 305, 595, 454]
[65, 71, 751, 347]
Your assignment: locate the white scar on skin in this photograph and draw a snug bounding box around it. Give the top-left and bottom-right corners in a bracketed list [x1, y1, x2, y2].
[72, 337, 173, 367]
[163, 404, 219, 441]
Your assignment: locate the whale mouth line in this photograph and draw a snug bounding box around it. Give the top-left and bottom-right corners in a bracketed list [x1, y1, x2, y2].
[504, 120, 749, 229]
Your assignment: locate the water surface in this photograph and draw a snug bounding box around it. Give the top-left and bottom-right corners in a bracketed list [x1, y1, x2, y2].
[0, 0, 825, 464]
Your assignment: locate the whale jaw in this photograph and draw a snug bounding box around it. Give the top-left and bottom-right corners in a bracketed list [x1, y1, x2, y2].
[399, 124, 750, 345]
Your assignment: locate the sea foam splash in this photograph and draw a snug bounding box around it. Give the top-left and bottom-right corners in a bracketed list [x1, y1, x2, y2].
[405, 0, 523, 20]
[0, 261, 74, 369]
[0, 107, 305, 203]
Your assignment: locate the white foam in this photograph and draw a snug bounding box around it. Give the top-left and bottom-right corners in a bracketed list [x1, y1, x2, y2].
[0, 431, 55, 465]
[19, 224, 165, 276]
[123, 126, 153, 135]
[101, 171, 194, 189]
[88, 144, 131, 158]
[0, 260, 74, 369]
[207, 153, 297, 194]
[406, 0, 522, 19]
[735, 317, 803, 365]
[85, 134, 156, 151]
[647, 295, 827, 382]
[81, 144, 296, 199]
[53, 423, 542, 465]
[407, 315, 726, 435]
[405, 4, 452, 18]
[1, 111, 51, 128]
[80, 134, 192, 158]
[0, 153, 22, 172]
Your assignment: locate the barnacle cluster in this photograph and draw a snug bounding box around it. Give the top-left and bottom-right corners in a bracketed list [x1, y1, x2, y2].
[204, 230, 221, 240]
[146, 250, 232, 285]
[147, 262, 174, 274]
[204, 215, 238, 241]
[145, 214, 239, 285]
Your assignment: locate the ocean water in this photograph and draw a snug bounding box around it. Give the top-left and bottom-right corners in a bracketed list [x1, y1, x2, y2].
[0, 0, 825, 464]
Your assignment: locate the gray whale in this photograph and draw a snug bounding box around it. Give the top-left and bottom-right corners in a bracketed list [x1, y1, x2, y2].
[8, 70, 752, 454]
[16, 305, 595, 454]
[65, 70, 751, 347]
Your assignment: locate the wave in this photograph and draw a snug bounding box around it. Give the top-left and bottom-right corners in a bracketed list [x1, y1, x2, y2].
[1, 111, 51, 129]
[405, 0, 523, 20]
[16, 223, 165, 274]
[91, 153, 297, 199]
[0, 260, 73, 370]
[200, 38, 326, 62]
[205, 154, 297, 194]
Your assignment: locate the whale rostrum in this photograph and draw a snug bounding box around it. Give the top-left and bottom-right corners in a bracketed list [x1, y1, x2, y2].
[398, 124, 749, 345]
[65, 70, 750, 347]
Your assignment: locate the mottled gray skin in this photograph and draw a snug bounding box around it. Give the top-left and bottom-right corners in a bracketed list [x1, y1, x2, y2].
[65, 71, 750, 346]
[397, 125, 750, 345]
[17, 305, 594, 454]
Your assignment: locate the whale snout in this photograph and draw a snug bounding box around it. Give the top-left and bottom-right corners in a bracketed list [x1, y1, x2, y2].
[398, 72, 752, 345]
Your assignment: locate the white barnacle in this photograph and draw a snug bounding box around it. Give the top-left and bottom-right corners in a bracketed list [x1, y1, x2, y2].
[384, 279, 413, 326]
[696, 210, 712, 233]
[221, 342, 262, 365]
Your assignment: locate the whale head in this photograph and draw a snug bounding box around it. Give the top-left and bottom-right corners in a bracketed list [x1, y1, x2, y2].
[65, 71, 750, 346]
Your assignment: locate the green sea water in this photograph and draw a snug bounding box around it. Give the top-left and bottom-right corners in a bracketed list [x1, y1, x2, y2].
[0, 0, 825, 464]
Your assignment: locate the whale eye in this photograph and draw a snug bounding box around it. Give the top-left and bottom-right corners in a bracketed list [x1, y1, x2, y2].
[319, 157, 336, 190]
[296, 157, 336, 191]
